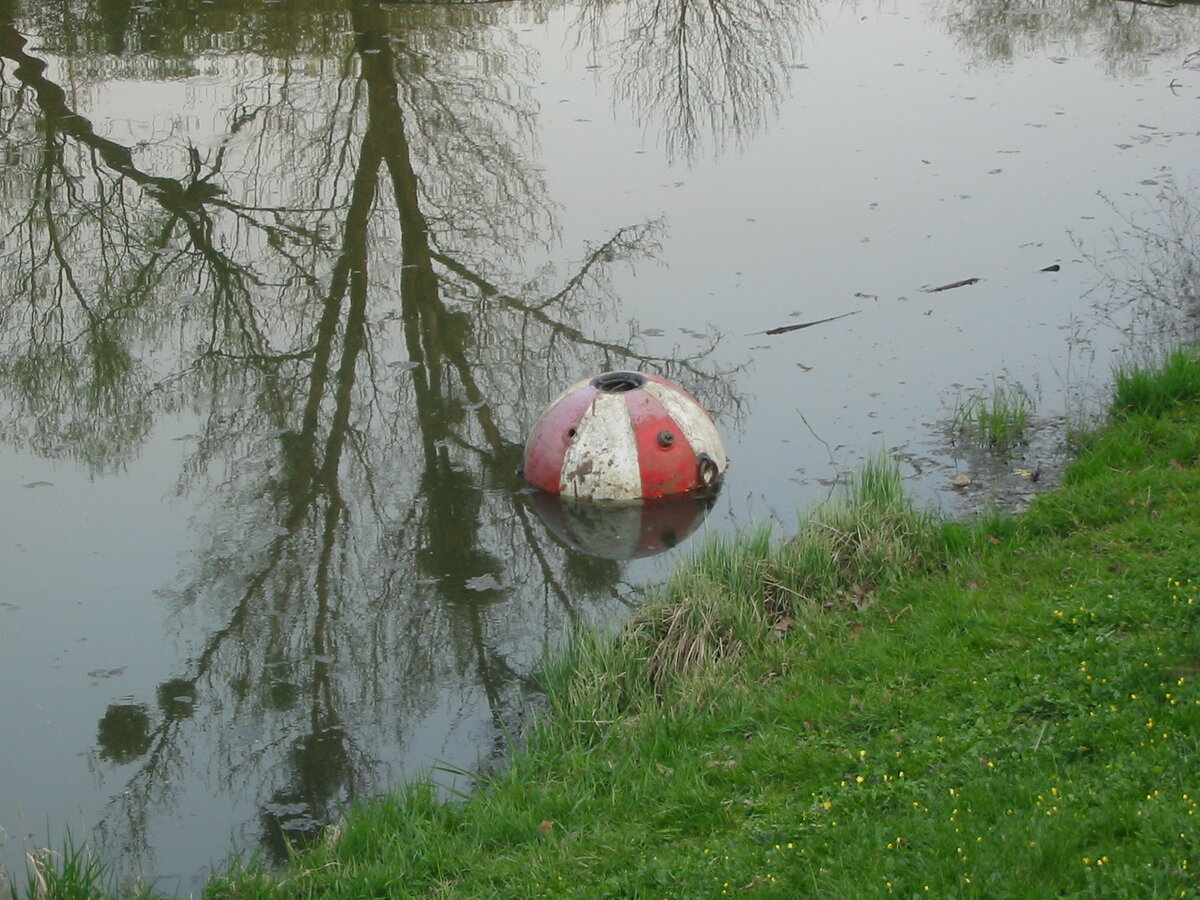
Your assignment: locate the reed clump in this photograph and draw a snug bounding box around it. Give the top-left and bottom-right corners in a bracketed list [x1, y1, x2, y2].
[551, 456, 944, 714]
[10, 838, 139, 900]
[953, 380, 1034, 451]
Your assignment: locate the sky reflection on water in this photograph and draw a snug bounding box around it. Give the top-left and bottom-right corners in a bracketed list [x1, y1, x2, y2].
[1, 0, 1199, 889]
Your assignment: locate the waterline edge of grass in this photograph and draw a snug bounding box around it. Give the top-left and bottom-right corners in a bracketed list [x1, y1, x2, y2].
[11, 348, 1200, 900]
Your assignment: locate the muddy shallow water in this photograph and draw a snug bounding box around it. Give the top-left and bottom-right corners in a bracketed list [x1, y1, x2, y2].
[1, 0, 1199, 890]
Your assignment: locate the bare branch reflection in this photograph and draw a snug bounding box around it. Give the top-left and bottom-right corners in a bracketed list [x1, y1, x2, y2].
[572, 0, 813, 160]
[933, 0, 1200, 71]
[1086, 184, 1200, 355]
[0, 0, 741, 876]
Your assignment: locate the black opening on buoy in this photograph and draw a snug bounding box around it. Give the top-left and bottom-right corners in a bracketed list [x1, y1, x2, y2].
[591, 371, 646, 393]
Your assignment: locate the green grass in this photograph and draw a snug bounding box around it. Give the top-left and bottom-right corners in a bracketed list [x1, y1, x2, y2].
[953, 381, 1035, 452]
[4, 836, 150, 900]
[550, 455, 944, 717]
[13, 349, 1200, 900]
[1112, 346, 1200, 419]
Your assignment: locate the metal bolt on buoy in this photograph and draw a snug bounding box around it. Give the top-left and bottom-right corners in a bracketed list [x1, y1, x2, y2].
[520, 371, 728, 501]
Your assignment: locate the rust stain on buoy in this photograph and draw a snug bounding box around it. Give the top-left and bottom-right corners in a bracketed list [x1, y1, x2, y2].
[521, 371, 728, 501]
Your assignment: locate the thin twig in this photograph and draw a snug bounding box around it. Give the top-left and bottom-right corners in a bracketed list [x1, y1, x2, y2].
[747, 309, 860, 336]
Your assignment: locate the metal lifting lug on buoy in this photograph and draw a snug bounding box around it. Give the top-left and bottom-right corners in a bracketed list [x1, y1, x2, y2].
[519, 371, 728, 501]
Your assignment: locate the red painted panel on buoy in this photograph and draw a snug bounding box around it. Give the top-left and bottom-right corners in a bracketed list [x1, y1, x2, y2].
[521, 380, 597, 494]
[622, 387, 698, 498]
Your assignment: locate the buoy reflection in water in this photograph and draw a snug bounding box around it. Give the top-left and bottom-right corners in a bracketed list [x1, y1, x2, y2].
[526, 488, 718, 559]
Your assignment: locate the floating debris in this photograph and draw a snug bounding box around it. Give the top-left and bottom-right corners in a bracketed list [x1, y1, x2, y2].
[747, 309, 860, 336]
[263, 802, 309, 818]
[921, 277, 980, 293]
[465, 574, 503, 592]
[87, 666, 127, 679]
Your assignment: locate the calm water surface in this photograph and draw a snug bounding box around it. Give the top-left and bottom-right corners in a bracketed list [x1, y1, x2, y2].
[2, 0, 1199, 890]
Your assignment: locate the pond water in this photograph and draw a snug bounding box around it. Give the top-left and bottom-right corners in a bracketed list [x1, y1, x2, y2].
[2, 0, 1199, 891]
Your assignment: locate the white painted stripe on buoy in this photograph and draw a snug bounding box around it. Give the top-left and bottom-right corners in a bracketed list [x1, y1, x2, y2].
[560, 393, 642, 500]
[643, 382, 727, 471]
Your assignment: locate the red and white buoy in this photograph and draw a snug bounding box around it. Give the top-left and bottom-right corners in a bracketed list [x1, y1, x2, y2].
[520, 371, 727, 500]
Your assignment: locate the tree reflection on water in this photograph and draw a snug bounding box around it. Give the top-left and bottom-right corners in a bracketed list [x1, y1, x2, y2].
[572, 0, 812, 160]
[0, 0, 751, 875]
[934, 0, 1200, 70]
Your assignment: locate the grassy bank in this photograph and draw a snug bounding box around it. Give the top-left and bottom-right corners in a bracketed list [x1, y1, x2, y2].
[15, 349, 1200, 899]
